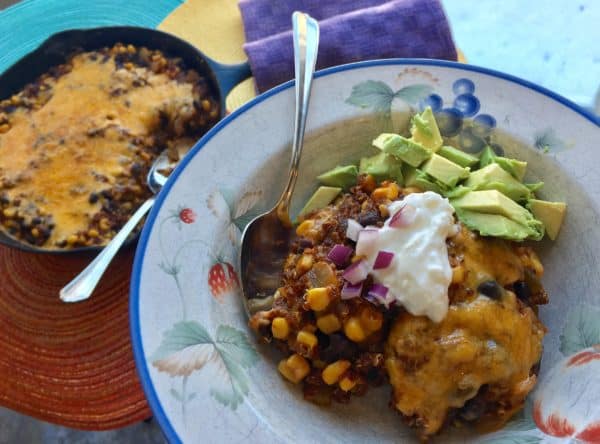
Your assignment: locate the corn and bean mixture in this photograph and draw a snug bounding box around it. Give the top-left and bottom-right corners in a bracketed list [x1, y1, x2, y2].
[249, 175, 548, 440]
[0, 43, 219, 249]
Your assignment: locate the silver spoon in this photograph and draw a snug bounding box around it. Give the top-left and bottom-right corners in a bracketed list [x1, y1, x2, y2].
[239, 12, 320, 316]
[60, 152, 170, 303]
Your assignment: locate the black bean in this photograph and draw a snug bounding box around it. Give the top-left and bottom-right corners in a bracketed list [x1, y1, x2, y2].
[513, 281, 531, 302]
[358, 210, 379, 226]
[318, 333, 358, 363]
[460, 395, 486, 422]
[477, 280, 503, 300]
[88, 193, 99, 204]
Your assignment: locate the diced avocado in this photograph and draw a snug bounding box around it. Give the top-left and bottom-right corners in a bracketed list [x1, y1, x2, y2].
[528, 199, 566, 240]
[465, 163, 532, 201]
[298, 186, 341, 217]
[454, 208, 540, 242]
[451, 189, 544, 240]
[445, 185, 471, 199]
[421, 153, 470, 187]
[479, 146, 527, 181]
[373, 133, 431, 167]
[403, 165, 447, 195]
[358, 152, 403, 184]
[410, 107, 443, 151]
[451, 189, 531, 221]
[525, 182, 544, 193]
[317, 165, 358, 190]
[438, 145, 479, 168]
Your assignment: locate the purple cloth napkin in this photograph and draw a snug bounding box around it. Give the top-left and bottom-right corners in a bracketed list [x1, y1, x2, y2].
[239, 0, 457, 92]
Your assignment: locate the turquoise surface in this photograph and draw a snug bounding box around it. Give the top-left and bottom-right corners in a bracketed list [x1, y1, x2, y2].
[0, 0, 181, 74]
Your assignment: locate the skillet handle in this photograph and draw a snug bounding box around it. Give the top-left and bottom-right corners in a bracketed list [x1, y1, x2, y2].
[207, 59, 252, 99]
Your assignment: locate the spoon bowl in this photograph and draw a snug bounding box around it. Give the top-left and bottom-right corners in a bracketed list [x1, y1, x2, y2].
[239, 12, 320, 316]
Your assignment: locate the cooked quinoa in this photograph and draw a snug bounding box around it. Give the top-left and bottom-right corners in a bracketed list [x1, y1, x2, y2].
[249, 175, 548, 440]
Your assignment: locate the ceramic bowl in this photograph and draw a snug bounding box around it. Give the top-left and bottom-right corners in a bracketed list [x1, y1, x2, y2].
[131, 59, 600, 444]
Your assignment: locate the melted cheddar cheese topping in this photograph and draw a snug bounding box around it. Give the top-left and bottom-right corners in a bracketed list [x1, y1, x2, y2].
[0, 51, 195, 245]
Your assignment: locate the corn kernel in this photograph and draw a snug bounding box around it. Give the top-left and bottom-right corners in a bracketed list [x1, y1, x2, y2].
[296, 254, 313, 274]
[372, 187, 390, 201]
[322, 360, 351, 385]
[339, 376, 357, 392]
[296, 220, 314, 237]
[0, 123, 10, 133]
[344, 317, 366, 342]
[378, 204, 390, 218]
[271, 317, 290, 339]
[278, 354, 310, 384]
[2, 208, 16, 218]
[201, 99, 212, 112]
[362, 174, 376, 192]
[452, 266, 465, 284]
[359, 308, 383, 333]
[317, 313, 342, 334]
[305, 287, 331, 311]
[30, 228, 40, 238]
[297, 330, 318, 349]
[531, 256, 544, 276]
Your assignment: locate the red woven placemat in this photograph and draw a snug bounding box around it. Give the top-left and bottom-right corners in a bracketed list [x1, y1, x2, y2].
[0, 245, 150, 429]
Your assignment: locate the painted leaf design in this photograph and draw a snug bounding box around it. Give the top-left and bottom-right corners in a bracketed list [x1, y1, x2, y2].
[393, 84, 433, 105]
[170, 388, 183, 402]
[346, 80, 395, 116]
[233, 190, 262, 220]
[533, 128, 567, 152]
[206, 190, 231, 223]
[209, 325, 259, 410]
[151, 321, 216, 376]
[232, 190, 263, 232]
[560, 305, 600, 356]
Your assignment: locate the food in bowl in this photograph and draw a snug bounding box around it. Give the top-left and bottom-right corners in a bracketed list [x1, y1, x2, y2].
[0, 43, 219, 249]
[249, 108, 565, 440]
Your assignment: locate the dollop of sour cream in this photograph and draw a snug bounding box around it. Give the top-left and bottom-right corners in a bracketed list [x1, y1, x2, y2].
[365, 191, 456, 322]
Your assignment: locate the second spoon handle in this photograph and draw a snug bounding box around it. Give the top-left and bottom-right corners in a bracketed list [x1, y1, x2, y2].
[60, 197, 156, 303]
[276, 12, 320, 225]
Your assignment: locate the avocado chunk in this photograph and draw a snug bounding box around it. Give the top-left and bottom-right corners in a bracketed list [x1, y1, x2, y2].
[451, 189, 544, 240]
[358, 151, 404, 184]
[403, 165, 448, 195]
[438, 145, 479, 168]
[298, 186, 341, 217]
[479, 146, 527, 181]
[409, 106, 443, 151]
[525, 182, 545, 193]
[317, 165, 358, 190]
[373, 133, 431, 167]
[528, 199, 566, 240]
[421, 153, 470, 187]
[454, 208, 539, 242]
[465, 163, 532, 201]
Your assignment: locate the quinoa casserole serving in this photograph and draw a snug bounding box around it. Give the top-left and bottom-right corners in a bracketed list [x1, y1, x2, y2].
[0, 43, 219, 249]
[249, 108, 566, 440]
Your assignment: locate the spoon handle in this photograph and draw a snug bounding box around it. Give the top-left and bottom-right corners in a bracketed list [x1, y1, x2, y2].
[276, 12, 320, 225]
[60, 197, 156, 303]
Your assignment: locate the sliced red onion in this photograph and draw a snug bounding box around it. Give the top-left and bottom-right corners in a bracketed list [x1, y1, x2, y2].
[365, 284, 396, 308]
[389, 204, 416, 228]
[345, 218, 363, 242]
[373, 251, 394, 269]
[341, 282, 363, 300]
[342, 259, 369, 285]
[356, 228, 378, 256]
[327, 244, 353, 267]
[366, 284, 389, 304]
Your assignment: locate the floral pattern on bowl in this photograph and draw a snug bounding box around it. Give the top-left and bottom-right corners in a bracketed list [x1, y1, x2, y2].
[131, 60, 600, 444]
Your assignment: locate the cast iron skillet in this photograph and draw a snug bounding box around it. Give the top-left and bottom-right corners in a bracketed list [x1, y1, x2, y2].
[0, 26, 252, 254]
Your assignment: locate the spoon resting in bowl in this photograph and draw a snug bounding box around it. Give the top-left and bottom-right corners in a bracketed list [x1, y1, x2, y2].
[239, 12, 320, 316]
